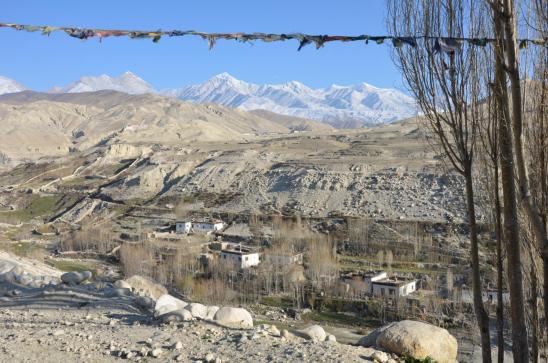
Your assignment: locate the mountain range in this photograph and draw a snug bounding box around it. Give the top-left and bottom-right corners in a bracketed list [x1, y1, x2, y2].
[0, 72, 416, 128]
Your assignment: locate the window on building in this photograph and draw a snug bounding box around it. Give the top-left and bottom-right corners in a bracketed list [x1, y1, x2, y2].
[389, 289, 394, 295]
[245, 256, 249, 261]
[381, 288, 385, 296]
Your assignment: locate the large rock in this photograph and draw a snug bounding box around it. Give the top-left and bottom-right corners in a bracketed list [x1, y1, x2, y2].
[158, 309, 193, 323]
[360, 320, 458, 363]
[154, 294, 187, 317]
[205, 306, 219, 320]
[185, 303, 207, 319]
[298, 325, 326, 342]
[123, 275, 167, 300]
[0, 270, 16, 283]
[60, 271, 92, 285]
[15, 274, 33, 286]
[213, 307, 253, 329]
[134, 295, 155, 310]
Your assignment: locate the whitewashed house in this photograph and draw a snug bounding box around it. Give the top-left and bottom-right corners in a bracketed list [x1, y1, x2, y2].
[371, 277, 417, 299]
[363, 271, 388, 294]
[175, 219, 225, 235]
[194, 220, 225, 234]
[175, 221, 192, 234]
[220, 245, 260, 269]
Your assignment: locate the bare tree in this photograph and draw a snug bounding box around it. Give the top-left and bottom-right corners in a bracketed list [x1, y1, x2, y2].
[387, 1, 492, 360]
[522, 0, 548, 341]
[385, 250, 394, 271]
[377, 250, 384, 268]
[476, 49, 505, 363]
[306, 235, 338, 289]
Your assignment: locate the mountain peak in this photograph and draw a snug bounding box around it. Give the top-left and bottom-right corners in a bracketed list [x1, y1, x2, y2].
[0, 72, 416, 127]
[211, 72, 237, 81]
[61, 72, 154, 94]
[166, 74, 416, 127]
[120, 71, 140, 79]
[0, 76, 27, 95]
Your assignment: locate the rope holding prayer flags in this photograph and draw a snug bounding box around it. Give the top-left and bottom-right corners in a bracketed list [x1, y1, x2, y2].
[434, 38, 463, 54]
[0, 21, 546, 51]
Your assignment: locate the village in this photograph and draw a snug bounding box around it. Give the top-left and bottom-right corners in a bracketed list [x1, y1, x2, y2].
[140, 216, 501, 307]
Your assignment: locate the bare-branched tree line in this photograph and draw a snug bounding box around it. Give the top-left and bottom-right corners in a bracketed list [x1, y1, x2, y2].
[388, 0, 547, 361]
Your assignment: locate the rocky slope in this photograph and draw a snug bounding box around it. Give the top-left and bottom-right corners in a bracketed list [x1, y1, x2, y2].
[0, 91, 326, 161]
[0, 112, 467, 221]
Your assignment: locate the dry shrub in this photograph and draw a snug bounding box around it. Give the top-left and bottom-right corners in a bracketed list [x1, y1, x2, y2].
[305, 235, 339, 289]
[119, 242, 156, 278]
[193, 278, 237, 305]
[60, 226, 118, 254]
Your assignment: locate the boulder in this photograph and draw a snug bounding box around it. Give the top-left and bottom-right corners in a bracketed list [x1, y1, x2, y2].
[358, 325, 390, 348]
[60, 271, 92, 285]
[298, 325, 327, 342]
[15, 274, 33, 286]
[361, 320, 458, 363]
[213, 307, 253, 329]
[158, 309, 193, 323]
[134, 295, 155, 310]
[205, 306, 219, 320]
[185, 303, 207, 319]
[123, 275, 167, 300]
[0, 260, 17, 274]
[154, 294, 187, 317]
[0, 271, 15, 283]
[267, 325, 281, 337]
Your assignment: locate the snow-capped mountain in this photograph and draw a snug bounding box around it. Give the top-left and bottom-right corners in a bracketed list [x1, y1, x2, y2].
[164, 72, 417, 127]
[1, 72, 416, 127]
[55, 71, 155, 94]
[0, 76, 27, 95]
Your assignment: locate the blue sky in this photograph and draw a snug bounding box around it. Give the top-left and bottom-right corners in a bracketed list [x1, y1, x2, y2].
[1, 0, 405, 91]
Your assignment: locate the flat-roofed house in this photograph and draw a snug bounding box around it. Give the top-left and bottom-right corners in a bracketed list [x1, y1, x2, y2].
[220, 245, 260, 269]
[175, 219, 225, 235]
[175, 221, 192, 234]
[363, 271, 388, 294]
[194, 220, 225, 234]
[371, 277, 417, 299]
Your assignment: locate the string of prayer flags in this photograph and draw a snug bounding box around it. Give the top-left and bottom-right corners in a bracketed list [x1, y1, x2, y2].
[434, 38, 463, 54]
[392, 37, 417, 48]
[0, 22, 545, 51]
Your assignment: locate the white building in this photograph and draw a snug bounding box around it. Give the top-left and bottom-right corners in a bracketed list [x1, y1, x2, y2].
[193, 220, 225, 234]
[363, 271, 388, 294]
[371, 278, 417, 299]
[220, 245, 260, 269]
[175, 221, 192, 234]
[175, 220, 225, 235]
